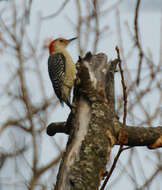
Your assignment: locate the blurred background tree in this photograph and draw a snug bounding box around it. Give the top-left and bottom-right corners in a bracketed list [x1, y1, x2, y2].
[0, 0, 161, 189]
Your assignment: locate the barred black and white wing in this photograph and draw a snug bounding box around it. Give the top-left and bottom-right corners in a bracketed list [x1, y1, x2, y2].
[48, 53, 66, 104]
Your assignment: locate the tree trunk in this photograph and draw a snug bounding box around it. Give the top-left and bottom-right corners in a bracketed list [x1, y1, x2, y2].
[47, 52, 162, 190]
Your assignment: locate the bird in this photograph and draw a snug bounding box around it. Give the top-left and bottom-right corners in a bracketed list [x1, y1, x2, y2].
[48, 37, 77, 108]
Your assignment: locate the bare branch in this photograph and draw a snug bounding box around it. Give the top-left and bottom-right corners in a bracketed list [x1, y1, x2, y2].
[42, 0, 71, 20]
[134, 0, 144, 85]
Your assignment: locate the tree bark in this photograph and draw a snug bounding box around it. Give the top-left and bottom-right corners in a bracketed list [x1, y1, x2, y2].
[46, 52, 162, 190]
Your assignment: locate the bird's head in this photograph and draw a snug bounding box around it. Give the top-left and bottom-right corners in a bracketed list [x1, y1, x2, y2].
[49, 37, 77, 54]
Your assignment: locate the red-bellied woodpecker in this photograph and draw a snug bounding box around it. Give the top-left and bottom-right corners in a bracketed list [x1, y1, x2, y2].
[48, 37, 77, 108]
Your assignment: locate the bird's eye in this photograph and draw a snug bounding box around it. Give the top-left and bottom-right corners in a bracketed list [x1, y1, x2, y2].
[60, 40, 63, 42]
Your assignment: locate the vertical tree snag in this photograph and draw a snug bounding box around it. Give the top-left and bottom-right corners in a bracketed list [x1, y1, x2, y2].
[54, 53, 118, 190]
[46, 52, 162, 190]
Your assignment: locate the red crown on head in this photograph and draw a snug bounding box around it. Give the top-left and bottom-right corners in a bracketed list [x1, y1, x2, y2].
[49, 40, 55, 54]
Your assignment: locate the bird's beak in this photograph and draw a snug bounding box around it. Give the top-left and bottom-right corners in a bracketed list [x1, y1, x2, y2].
[67, 37, 77, 44]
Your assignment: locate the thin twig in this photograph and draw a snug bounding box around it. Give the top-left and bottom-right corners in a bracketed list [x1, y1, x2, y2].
[28, 153, 62, 190]
[93, 0, 100, 53]
[76, 0, 83, 56]
[116, 46, 127, 125]
[100, 47, 128, 190]
[134, 0, 143, 85]
[137, 168, 161, 190]
[42, 0, 71, 20]
[100, 146, 124, 190]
